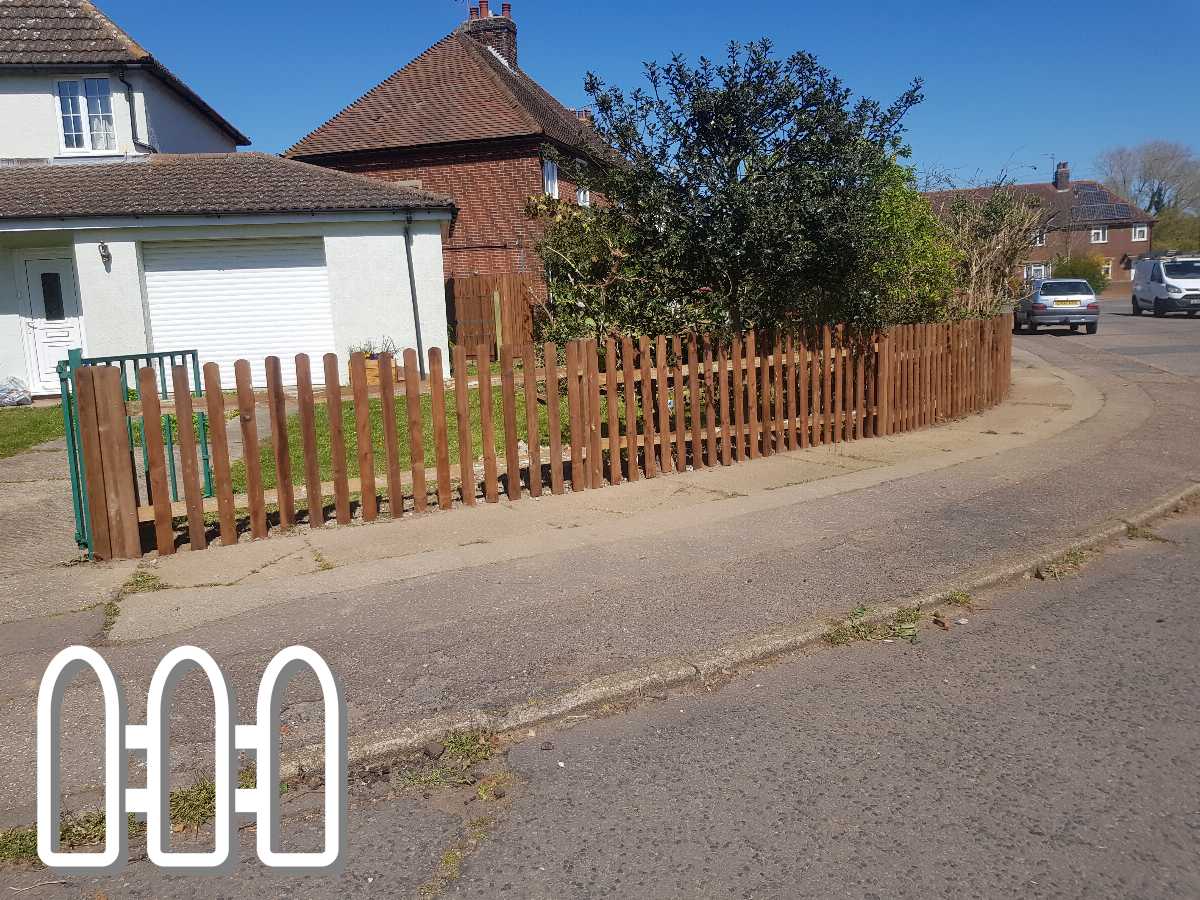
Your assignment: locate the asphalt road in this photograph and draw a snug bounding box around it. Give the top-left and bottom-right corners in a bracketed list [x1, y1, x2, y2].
[1026, 295, 1200, 378]
[444, 507, 1200, 899]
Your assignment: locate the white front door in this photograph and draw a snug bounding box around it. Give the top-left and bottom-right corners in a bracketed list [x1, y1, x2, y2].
[22, 256, 83, 394]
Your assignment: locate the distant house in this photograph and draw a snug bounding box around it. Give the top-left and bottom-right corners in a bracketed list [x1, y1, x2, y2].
[0, 0, 455, 393]
[927, 162, 1154, 286]
[286, 2, 598, 285]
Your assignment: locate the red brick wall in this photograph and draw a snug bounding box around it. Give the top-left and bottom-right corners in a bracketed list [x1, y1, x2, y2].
[1019, 222, 1152, 283]
[313, 139, 562, 282]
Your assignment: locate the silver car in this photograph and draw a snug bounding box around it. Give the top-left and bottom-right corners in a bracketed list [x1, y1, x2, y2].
[1014, 278, 1100, 334]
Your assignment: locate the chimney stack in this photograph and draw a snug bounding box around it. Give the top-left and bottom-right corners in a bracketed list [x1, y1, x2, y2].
[463, 1, 517, 67]
[1053, 160, 1070, 191]
[468, 6, 479, 18]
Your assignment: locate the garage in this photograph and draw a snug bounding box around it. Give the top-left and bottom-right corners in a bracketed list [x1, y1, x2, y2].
[142, 237, 337, 386]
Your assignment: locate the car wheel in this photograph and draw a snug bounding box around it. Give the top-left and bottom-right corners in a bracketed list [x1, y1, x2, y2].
[1189, 311, 1198, 318]
[1026, 321, 1038, 334]
[1153, 299, 1167, 317]
[1069, 324, 1079, 331]
[1132, 296, 1143, 316]
[1086, 322, 1098, 335]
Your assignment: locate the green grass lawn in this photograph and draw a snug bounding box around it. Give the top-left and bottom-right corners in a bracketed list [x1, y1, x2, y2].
[229, 383, 582, 493]
[0, 404, 64, 458]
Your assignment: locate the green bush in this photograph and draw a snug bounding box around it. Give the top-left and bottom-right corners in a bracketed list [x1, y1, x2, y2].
[1050, 253, 1110, 294]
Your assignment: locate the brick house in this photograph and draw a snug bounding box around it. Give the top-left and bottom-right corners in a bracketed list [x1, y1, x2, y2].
[286, 2, 597, 285]
[929, 162, 1154, 287]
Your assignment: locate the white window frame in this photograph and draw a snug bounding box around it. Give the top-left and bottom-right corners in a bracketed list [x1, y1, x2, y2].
[542, 158, 559, 199]
[1100, 258, 1113, 279]
[1033, 231, 1046, 247]
[1089, 225, 1108, 244]
[1131, 223, 1148, 242]
[1025, 263, 1048, 281]
[576, 186, 590, 207]
[53, 77, 119, 156]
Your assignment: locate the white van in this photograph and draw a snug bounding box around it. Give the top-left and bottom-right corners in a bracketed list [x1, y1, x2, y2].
[1131, 255, 1200, 317]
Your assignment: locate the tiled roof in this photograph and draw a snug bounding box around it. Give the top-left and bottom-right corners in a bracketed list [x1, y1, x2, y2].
[286, 28, 597, 159]
[0, 153, 455, 220]
[0, 0, 250, 145]
[925, 180, 1153, 228]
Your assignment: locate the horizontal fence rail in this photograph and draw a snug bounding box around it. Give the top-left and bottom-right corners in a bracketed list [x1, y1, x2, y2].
[73, 316, 1012, 559]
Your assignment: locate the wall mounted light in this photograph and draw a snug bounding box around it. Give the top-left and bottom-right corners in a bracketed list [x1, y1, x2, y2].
[98, 242, 112, 266]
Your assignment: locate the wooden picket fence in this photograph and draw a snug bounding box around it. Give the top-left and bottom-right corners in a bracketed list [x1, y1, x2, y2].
[73, 315, 1011, 560]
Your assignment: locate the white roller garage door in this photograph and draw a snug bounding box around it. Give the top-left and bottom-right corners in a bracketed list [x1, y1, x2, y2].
[143, 238, 336, 386]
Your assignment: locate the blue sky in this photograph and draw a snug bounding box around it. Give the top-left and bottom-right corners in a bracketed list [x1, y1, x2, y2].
[107, 0, 1198, 185]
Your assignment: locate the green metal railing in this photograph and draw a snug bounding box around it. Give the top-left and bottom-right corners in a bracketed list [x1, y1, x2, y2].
[58, 348, 213, 557]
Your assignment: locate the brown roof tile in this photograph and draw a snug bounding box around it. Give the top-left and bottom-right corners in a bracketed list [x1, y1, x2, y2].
[925, 180, 1154, 228]
[0, 152, 455, 220]
[286, 27, 597, 159]
[0, 0, 250, 145]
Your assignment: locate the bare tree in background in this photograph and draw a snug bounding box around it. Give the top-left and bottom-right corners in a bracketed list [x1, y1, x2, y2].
[1096, 141, 1200, 215]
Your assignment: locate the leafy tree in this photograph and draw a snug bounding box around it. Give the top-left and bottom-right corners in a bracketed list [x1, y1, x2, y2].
[535, 40, 937, 339]
[1151, 209, 1200, 252]
[1049, 252, 1111, 294]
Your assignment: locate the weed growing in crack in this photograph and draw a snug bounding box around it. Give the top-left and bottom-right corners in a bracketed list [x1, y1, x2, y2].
[1125, 523, 1169, 543]
[945, 590, 974, 608]
[1036, 548, 1090, 580]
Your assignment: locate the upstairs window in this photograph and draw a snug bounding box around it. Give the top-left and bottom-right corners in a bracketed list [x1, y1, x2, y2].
[56, 78, 116, 153]
[542, 158, 559, 199]
[1089, 225, 1108, 244]
[1033, 231, 1046, 247]
[1132, 223, 1148, 241]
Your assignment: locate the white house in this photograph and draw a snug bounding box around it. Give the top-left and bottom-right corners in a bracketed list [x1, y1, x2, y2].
[0, 0, 455, 392]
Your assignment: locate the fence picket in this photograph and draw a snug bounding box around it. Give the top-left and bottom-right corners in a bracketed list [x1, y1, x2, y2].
[237, 359, 269, 537]
[732, 334, 746, 461]
[377, 351, 404, 516]
[523, 344, 543, 497]
[403, 348, 428, 511]
[499, 344, 521, 501]
[429, 348, 453, 510]
[322, 353, 351, 525]
[638, 337, 657, 477]
[672, 336, 687, 470]
[571, 340, 590, 494]
[294, 355, 325, 526]
[622, 337, 639, 482]
[349, 353, 377, 523]
[453, 345, 477, 506]
[798, 335, 810, 449]
[655, 336, 673, 474]
[544, 342, 565, 493]
[703, 335, 718, 466]
[138, 367, 175, 555]
[264, 355, 296, 528]
[718, 340, 732, 466]
[606, 338, 622, 485]
[587, 339, 604, 487]
[170, 365, 207, 549]
[203, 363, 239, 542]
[745, 331, 760, 459]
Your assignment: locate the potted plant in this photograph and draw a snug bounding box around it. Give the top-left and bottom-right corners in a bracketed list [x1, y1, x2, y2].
[348, 337, 402, 386]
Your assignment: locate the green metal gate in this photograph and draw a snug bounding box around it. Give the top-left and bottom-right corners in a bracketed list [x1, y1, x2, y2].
[58, 348, 213, 557]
